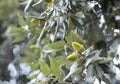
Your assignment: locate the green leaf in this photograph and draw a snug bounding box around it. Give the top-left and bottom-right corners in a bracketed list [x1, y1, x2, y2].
[48, 56, 66, 77]
[29, 27, 40, 35]
[49, 56, 61, 76]
[65, 31, 84, 45]
[70, 17, 82, 29]
[17, 12, 26, 26]
[11, 26, 23, 33]
[27, 36, 37, 45]
[27, 74, 38, 80]
[9, 33, 20, 37]
[28, 63, 39, 71]
[31, 19, 40, 25]
[68, 17, 74, 30]
[12, 35, 25, 43]
[20, 48, 39, 63]
[20, 57, 34, 63]
[49, 41, 66, 49]
[28, 16, 40, 27]
[38, 59, 50, 75]
[12, 34, 26, 44]
[42, 41, 66, 53]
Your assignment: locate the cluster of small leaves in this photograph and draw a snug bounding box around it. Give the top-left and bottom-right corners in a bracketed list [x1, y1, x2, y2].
[1, 0, 120, 84]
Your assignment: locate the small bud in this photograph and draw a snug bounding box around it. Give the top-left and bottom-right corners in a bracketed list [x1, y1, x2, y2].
[67, 53, 78, 61]
[72, 42, 84, 51]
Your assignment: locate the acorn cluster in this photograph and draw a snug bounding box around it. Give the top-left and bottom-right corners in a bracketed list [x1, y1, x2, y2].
[67, 42, 84, 61]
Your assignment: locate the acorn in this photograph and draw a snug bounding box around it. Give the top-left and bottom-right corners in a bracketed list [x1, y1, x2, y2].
[72, 42, 84, 51]
[44, 0, 52, 3]
[67, 53, 78, 61]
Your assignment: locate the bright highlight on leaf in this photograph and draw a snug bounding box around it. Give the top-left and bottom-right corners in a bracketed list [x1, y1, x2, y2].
[72, 42, 84, 51]
[67, 53, 78, 61]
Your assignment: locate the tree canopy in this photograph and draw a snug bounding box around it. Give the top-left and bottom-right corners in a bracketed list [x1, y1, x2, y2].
[0, 0, 120, 84]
